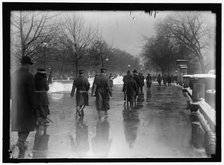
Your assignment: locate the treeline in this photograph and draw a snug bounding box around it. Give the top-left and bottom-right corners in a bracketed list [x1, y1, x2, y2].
[34, 47, 140, 78]
[10, 11, 140, 77]
[141, 12, 215, 75]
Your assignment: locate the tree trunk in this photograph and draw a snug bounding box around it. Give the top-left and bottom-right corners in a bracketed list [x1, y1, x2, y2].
[197, 51, 205, 73]
[101, 53, 104, 68]
[75, 53, 78, 77]
[60, 60, 64, 77]
[199, 59, 205, 74]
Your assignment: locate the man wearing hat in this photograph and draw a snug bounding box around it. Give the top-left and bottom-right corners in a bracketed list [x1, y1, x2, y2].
[71, 69, 90, 117]
[11, 56, 38, 158]
[34, 68, 50, 124]
[122, 70, 131, 101]
[92, 68, 112, 118]
[133, 69, 142, 93]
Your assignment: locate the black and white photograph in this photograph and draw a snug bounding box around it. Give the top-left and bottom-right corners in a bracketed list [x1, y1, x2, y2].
[2, 1, 221, 163]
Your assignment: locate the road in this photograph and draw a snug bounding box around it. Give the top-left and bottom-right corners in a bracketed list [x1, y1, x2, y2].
[10, 82, 207, 159]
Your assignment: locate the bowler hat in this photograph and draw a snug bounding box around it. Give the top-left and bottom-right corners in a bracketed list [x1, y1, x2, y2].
[79, 70, 85, 74]
[133, 69, 138, 73]
[21, 56, 33, 65]
[100, 68, 107, 73]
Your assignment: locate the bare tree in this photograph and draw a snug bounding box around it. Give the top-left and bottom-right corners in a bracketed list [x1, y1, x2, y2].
[11, 11, 59, 65]
[59, 13, 94, 76]
[142, 36, 177, 75]
[89, 38, 112, 68]
[164, 13, 210, 73]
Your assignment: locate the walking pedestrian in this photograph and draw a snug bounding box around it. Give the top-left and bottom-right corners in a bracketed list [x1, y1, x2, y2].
[133, 69, 142, 93]
[11, 56, 38, 158]
[146, 73, 152, 88]
[34, 68, 50, 125]
[167, 75, 171, 86]
[122, 70, 131, 101]
[138, 73, 145, 93]
[124, 74, 139, 110]
[71, 70, 90, 117]
[92, 68, 112, 118]
[157, 74, 162, 85]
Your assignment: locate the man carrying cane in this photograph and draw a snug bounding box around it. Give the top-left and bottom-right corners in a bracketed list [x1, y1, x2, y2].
[71, 70, 90, 117]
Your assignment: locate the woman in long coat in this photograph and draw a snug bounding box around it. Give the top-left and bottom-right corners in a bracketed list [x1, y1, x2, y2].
[34, 69, 49, 124]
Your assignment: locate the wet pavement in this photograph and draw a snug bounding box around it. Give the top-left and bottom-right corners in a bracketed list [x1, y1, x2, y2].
[10, 83, 207, 159]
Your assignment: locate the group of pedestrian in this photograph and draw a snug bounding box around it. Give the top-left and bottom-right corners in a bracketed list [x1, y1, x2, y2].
[157, 74, 172, 86]
[122, 69, 152, 110]
[11, 56, 50, 158]
[71, 68, 112, 119]
[11, 56, 113, 158]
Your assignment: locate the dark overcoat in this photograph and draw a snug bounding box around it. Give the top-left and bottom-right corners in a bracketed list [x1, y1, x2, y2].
[133, 74, 142, 88]
[71, 75, 90, 106]
[34, 72, 49, 118]
[139, 75, 145, 87]
[93, 74, 112, 111]
[157, 75, 162, 84]
[122, 74, 131, 92]
[146, 75, 152, 87]
[11, 67, 37, 132]
[125, 77, 139, 102]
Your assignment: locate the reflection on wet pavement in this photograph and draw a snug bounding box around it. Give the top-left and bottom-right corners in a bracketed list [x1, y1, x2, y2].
[136, 93, 144, 109]
[10, 83, 207, 159]
[123, 104, 140, 149]
[32, 125, 49, 159]
[146, 88, 152, 102]
[91, 117, 112, 158]
[70, 117, 89, 156]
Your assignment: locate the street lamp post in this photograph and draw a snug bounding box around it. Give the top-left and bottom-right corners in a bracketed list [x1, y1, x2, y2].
[104, 58, 109, 68]
[43, 42, 48, 69]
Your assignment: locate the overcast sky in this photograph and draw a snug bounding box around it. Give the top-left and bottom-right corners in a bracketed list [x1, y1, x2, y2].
[62, 11, 215, 58]
[75, 11, 169, 57]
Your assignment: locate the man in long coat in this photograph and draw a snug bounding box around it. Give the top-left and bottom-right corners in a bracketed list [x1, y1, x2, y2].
[124, 74, 139, 110]
[11, 56, 38, 158]
[122, 70, 131, 101]
[157, 74, 162, 85]
[92, 68, 112, 118]
[34, 68, 50, 124]
[133, 69, 142, 93]
[146, 73, 152, 88]
[138, 73, 145, 93]
[71, 70, 90, 117]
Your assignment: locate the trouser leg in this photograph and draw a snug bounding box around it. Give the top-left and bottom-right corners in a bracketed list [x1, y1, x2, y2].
[130, 100, 133, 110]
[17, 132, 29, 158]
[76, 106, 81, 116]
[80, 105, 85, 116]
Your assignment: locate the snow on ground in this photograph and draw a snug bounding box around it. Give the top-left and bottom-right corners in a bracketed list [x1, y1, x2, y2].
[49, 76, 123, 93]
[49, 82, 72, 93]
[113, 75, 123, 85]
